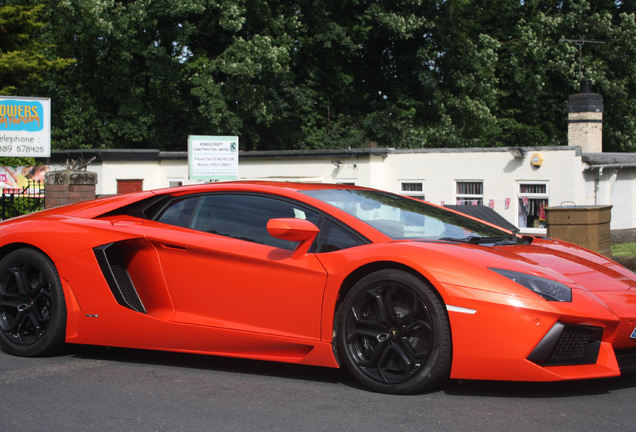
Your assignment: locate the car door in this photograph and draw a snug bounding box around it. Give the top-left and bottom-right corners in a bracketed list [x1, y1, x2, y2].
[147, 193, 328, 341]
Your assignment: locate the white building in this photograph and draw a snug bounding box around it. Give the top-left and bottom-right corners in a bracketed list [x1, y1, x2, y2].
[48, 145, 636, 236]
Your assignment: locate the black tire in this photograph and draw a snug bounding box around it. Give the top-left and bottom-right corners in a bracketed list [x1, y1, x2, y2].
[335, 269, 451, 394]
[0, 248, 66, 356]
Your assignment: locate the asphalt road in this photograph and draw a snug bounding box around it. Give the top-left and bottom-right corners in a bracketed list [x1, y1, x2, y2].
[1, 345, 635, 432]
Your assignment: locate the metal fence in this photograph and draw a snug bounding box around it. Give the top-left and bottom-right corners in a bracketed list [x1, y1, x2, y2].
[1, 180, 45, 220]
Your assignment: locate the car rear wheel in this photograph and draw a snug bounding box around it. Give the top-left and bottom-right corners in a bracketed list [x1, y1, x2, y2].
[0, 248, 66, 356]
[336, 269, 451, 394]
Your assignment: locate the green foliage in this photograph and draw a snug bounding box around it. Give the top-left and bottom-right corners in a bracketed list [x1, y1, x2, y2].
[8, 0, 636, 151]
[0, 156, 36, 166]
[0, 156, 42, 219]
[0, 192, 44, 219]
[0, 4, 74, 95]
[612, 242, 636, 258]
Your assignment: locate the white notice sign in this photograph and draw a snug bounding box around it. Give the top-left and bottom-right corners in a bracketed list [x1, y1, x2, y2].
[188, 135, 239, 180]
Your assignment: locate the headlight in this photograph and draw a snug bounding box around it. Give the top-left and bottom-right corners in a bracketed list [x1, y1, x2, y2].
[489, 268, 572, 302]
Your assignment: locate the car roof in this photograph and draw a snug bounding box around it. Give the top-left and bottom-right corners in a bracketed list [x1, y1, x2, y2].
[156, 180, 368, 195]
[32, 181, 368, 220]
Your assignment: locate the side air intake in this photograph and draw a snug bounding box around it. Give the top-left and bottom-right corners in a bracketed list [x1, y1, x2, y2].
[94, 243, 146, 313]
[527, 322, 602, 366]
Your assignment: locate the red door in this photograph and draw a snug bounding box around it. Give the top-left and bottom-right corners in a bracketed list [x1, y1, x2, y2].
[117, 179, 143, 194]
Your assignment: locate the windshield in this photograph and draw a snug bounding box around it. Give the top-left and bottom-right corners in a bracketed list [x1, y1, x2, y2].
[304, 189, 520, 244]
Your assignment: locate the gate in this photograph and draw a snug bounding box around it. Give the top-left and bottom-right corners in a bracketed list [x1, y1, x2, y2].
[1, 180, 45, 220]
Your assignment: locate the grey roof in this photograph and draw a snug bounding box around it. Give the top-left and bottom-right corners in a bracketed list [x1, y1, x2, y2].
[47, 147, 636, 172]
[47, 145, 587, 163]
[582, 152, 636, 167]
[46, 148, 165, 163]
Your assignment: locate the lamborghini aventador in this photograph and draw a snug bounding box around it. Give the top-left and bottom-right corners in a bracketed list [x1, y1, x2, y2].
[0, 181, 634, 394]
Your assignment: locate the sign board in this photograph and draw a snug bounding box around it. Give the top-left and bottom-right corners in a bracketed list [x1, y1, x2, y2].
[188, 135, 239, 181]
[0, 165, 48, 194]
[0, 96, 51, 158]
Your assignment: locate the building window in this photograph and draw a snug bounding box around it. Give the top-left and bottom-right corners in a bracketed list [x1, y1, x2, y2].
[518, 182, 548, 229]
[400, 181, 425, 200]
[456, 181, 483, 205]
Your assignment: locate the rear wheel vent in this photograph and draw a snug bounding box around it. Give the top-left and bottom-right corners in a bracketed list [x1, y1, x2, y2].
[94, 243, 146, 313]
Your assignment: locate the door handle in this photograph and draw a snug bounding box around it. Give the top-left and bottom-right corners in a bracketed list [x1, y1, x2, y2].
[160, 243, 189, 252]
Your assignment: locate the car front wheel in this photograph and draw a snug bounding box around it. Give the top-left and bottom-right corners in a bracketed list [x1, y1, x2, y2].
[335, 269, 451, 394]
[0, 248, 66, 356]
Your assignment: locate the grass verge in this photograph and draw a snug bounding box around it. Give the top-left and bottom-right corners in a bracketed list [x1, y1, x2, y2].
[612, 242, 636, 257]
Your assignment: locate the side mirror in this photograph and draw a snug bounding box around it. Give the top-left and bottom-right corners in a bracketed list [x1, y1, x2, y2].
[267, 218, 319, 257]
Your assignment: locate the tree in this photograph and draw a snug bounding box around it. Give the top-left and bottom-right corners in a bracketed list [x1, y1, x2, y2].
[0, 4, 73, 95]
[186, 0, 303, 150]
[416, 0, 636, 150]
[584, 10, 636, 151]
[37, 0, 200, 150]
[21, 0, 636, 152]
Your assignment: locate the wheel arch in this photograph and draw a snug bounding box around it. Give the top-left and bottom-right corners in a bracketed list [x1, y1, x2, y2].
[0, 242, 50, 263]
[331, 260, 452, 366]
[337, 261, 446, 312]
[0, 244, 68, 356]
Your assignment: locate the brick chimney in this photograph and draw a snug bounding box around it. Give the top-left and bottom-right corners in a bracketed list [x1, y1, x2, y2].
[568, 80, 603, 152]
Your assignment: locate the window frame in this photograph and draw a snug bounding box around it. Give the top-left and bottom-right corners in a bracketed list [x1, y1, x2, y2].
[455, 180, 484, 206]
[399, 180, 425, 201]
[152, 192, 369, 253]
[517, 181, 549, 234]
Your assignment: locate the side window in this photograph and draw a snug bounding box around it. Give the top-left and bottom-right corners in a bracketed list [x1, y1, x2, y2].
[155, 193, 367, 252]
[155, 197, 199, 228]
[190, 194, 316, 250]
[314, 219, 367, 253]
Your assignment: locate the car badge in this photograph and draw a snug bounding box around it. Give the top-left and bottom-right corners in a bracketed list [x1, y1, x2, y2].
[631, 326, 636, 339]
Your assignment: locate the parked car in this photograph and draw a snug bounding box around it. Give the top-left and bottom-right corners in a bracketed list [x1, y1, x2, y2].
[0, 181, 634, 394]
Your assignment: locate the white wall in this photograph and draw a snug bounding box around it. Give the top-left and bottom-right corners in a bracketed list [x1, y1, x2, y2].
[385, 149, 584, 232]
[606, 169, 636, 230]
[236, 147, 589, 234]
[57, 146, 635, 232]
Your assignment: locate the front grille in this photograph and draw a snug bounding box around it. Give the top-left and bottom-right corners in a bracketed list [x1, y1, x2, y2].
[528, 323, 603, 366]
[550, 326, 596, 361]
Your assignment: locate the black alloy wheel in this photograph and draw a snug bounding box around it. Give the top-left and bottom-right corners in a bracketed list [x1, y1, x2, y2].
[336, 269, 451, 394]
[0, 248, 66, 356]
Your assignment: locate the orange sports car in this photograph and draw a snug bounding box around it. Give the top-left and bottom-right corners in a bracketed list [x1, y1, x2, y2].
[0, 181, 635, 394]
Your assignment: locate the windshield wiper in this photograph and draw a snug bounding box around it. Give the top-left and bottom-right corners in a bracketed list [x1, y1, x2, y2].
[439, 236, 517, 245]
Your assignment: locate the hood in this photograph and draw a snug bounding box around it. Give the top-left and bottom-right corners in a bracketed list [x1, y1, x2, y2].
[408, 237, 636, 294]
[497, 237, 636, 293]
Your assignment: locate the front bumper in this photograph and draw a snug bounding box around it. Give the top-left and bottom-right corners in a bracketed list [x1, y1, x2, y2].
[616, 347, 636, 373]
[445, 283, 636, 382]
